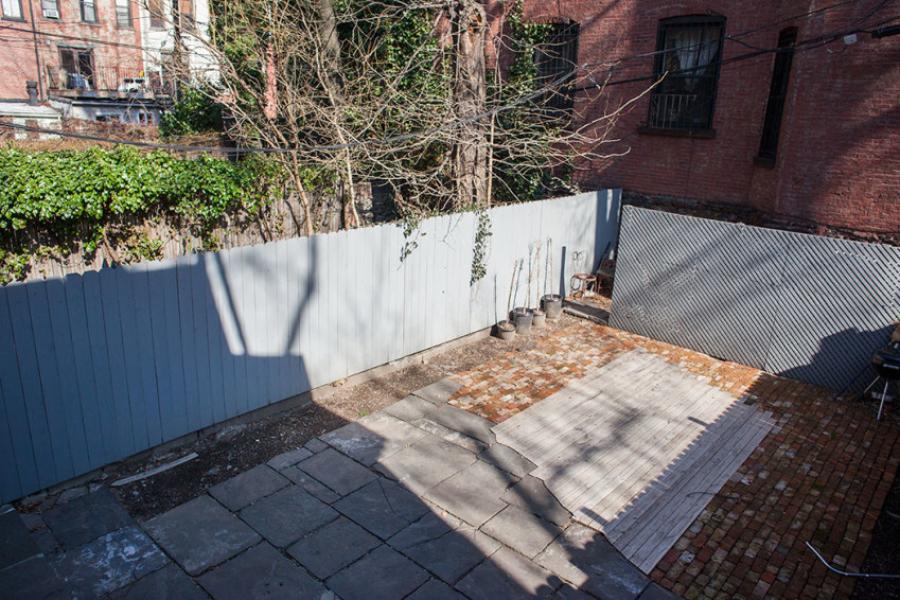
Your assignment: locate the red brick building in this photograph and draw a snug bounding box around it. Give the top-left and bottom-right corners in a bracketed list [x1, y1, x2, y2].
[0, 0, 145, 100]
[521, 0, 900, 241]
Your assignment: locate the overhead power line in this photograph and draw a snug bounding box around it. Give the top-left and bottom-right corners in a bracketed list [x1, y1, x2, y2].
[0, 6, 895, 155]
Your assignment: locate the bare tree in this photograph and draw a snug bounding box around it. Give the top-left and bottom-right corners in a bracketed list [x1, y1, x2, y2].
[165, 0, 652, 234]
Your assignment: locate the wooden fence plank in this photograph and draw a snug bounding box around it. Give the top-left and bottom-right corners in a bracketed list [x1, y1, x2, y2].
[29, 281, 82, 481]
[84, 270, 132, 460]
[175, 257, 200, 432]
[63, 275, 106, 467]
[0, 291, 37, 496]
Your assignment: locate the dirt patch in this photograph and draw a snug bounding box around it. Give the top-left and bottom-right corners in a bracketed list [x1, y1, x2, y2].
[85, 317, 576, 520]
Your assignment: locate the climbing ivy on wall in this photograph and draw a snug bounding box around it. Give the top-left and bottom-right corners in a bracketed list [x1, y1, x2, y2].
[0, 147, 284, 283]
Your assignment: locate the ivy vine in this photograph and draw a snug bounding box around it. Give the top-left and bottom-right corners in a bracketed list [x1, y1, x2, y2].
[470, 209, 492, 286]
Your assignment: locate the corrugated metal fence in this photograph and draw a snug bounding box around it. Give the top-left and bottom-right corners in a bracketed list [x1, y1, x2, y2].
[611, 206, 900, 392]
[0, 191, 621, 503]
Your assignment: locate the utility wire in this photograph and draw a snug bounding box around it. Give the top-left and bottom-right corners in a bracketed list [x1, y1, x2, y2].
[1, 9, 895, 155]
[0, 0, 881, 71]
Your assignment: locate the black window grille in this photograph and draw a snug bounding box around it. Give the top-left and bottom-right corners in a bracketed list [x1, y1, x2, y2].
[647, 15, 725, 131]
[59, 47, 95, 89]
[758, 28, 797, 160]
[534, 22, 580, 112]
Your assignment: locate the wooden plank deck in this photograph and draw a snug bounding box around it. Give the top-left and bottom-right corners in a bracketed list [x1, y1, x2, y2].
[494, 350, 774, 573]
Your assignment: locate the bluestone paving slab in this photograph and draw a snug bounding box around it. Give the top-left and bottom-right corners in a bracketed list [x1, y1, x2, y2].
[555, 583, 596, 600]
[53, 526, 169, 597]
[384, 395, 437, 423]
[408, 578, 466, 600]
[412, 378, 462, 404]
[208, 465, 290, 511]
[424, 460, 512, 527]
[412, 418, 487, 453]
[431, 404, 496, 445]
[536, 523, 649, 600]
[239, 485, 338, 548]
[479, 443, 537, 478]
[0, 511, 38, 569]
[145, 495, 261, 575]
[32, 528, 62, 556]
[638, 582, 682, 600]
[502, 475, 572, 527]
[482, 505, 559, 559]
[297, 448, 377, 496]
[321, 414, 427, 466]
[401, 526, 501, 584]
[304, 438, 329, 453]
[199, 543, 328, 600]
[266, 447, 313, 471]
[326, 545, 428, 600]
[333, 478, 429, 540]
[280, 465, 341, 504]
[455, 547, 558, 599]
[43, 488, 133, 549]
[287, 516, 380, 579]
[110, 563, 208, 600]
[387, 512, 460, 551]
[0, 554, 69, 600]
[374, 438, 476, 495]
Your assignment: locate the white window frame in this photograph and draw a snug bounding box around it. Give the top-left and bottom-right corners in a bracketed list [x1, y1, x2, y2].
[1, 0, 24, 20]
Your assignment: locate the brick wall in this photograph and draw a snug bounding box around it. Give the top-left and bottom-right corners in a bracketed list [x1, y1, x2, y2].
[0, 0, 144, 100]
[520, 0, 900, 239]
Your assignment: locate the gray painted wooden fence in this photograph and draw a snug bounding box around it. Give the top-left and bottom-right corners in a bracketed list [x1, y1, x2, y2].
[0, 190, 620, 502]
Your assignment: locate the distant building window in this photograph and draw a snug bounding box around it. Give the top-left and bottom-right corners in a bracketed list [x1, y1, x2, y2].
[179, 0, 194, 32]
[647, 15, 725, 132]
[148, 0, 164, 28]
[115, 0, 131, 28]
[59, 47, 95, 89]
[80, 0, 97, 23]
[41, 0, 60, 19]
[758, 28, 797, 161]
[534, 22, 580, 112]
[1, 0, 23, 20]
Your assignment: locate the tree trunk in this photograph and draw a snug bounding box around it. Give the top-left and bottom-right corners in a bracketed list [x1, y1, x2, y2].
[452, 0, 489, 209]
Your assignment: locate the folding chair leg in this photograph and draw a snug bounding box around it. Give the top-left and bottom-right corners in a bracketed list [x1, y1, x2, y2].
[877, 380, 889, 421]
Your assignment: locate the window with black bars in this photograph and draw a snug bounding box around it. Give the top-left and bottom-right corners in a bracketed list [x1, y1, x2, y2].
[758, 28, 797, 161]
[647, 15, 725, 132]
[534, 22, 580, 112]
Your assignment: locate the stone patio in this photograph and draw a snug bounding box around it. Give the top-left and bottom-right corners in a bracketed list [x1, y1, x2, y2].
[0, 364, 674, 600]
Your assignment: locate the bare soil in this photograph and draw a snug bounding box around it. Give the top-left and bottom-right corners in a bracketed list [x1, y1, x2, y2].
[101, 316, 577, 520]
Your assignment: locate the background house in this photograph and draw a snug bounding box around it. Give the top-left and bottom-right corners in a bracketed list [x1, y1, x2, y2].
[0, 0, 215, 128]
[518, 0, 899, 242]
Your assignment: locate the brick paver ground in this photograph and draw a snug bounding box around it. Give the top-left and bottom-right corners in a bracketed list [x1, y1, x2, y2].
[447, 318, 900, 600]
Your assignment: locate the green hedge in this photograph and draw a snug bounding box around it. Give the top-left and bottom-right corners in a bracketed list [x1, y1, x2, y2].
[0, 147, 278, 231]
[0, 147, 282, 282]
